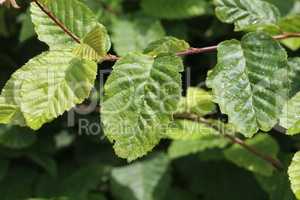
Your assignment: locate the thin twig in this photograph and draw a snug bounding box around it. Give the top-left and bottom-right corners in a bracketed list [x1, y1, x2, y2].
[174, 113, 284, 171]
[272, 32, 300, 40]
[102, 32, 300, 62]
[224, 133, 284, 170]
[32, 0, 81, 44]
[102, 54, 120, 62]
[176, 46, 218, 56]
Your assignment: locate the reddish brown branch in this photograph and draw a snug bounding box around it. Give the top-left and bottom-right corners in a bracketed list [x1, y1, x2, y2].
[102, 32, 300, 62]
[224, 133, 284, 170]
[102, 54, 120, 62]
[33, 0, 81, 44]
[176, 46, 218, 56]
[273, 32, 300, 40]
[174, 113, 284, 171]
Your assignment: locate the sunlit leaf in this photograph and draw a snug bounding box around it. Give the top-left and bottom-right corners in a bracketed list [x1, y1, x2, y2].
[207, 32, 288, 137]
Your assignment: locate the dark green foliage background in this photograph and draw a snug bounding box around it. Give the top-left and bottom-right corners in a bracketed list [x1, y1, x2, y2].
[0, 0, 299, 199]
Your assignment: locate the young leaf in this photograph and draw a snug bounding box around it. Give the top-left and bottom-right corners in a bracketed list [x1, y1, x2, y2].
[224, 134, 279, 176]
[167, 120, 229, 159]
[144, 37, 190, 56]
[288, 151, 300, 199]
[73, 24, 111, 61]
[111, 16, 165, 56]
[111, 154, 170, 200]
[214, 0, 281, 31]
[141, 0, 213, 19]
[102, 53, 183, 161]
[280, 92, 300, 135]
[207, 32, 288, 137]
[0, 51, 97, 130]
[175, 87, 216, 116]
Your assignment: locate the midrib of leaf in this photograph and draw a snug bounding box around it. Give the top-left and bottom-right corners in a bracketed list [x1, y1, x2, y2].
[33, 0, 81, 44]
[239, 44, 258, 129]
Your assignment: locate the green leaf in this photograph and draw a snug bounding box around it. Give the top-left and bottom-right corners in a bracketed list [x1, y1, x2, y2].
[18, 9, 35, 42]
[289, 1, 300, 15]
[176, 158, 268, 200]
[0, 166, 39, 200]
[0, 51, 97, 130]
[144, 37, 190, 56]
[175, 87, 216, 116]
[0, 125, 36, 149]
[256, 154, 296, 200]
[289, 151, 300, 199]
[58, 165, 108, 200]
[81, 0, 121, 26]
[167, 120, 229, 159]
[35, 165, 109, 200]
[31, 0, 95, 48]
[102, 53, 183, 161]
[111, 16, 165, 56]
[0, 96, 23, 125]
[288, 58, 300, 98]
[278, 15, 300, 51]
[214, 0, 281, 31]
[280, 92, 300, 135]
[141, 0, 213, 19]
[207, 32, 288, 137]
[280, 58, 300, 134]
[31, 0, 110, 60]
[111, 154, 170, 200]
[224, 134, 279, 176]
[28, 153, 57, 177]
[0, 67, 28, 126]
[73, 24, 111, 61]
[264, 0, 297, 15]
[0, 159, 9, 182]
[21, 51, 97, 130]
